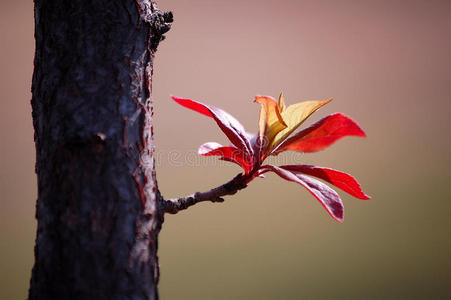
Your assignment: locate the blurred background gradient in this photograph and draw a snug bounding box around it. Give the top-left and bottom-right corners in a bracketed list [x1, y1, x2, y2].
[1, 0, 450, 299]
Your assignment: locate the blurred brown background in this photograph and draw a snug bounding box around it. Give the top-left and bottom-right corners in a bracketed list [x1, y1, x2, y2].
[1, 0, 450, 299]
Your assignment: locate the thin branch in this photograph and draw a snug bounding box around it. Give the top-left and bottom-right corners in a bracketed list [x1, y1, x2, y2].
[163, 173, 248, 214]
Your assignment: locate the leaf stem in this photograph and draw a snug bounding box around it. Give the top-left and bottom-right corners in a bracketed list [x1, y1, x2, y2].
[163, 173, 248, 214]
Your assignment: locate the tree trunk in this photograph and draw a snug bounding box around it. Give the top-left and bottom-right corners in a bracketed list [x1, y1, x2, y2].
[29, 0, 171, 299]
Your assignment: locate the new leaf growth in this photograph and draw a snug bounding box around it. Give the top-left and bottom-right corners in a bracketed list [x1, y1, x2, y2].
[171, 93, 370, 222]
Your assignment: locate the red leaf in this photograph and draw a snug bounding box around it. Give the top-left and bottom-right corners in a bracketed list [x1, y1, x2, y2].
[280, 165, 370, 200]
[273, 113, 366, 154]
[260, 165, 344, 222]
[199, 142, 252, 174]
[172, 96, 253, 159]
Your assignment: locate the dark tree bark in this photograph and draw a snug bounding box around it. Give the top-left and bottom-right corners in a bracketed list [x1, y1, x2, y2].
[28, 0, 251, 298]
[29, 0, 172, 299]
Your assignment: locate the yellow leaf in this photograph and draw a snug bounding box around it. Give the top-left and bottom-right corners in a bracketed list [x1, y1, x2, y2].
[278, 92, 286, 112]
[271, 98, 332, 149]
[255, 95, 287, 152]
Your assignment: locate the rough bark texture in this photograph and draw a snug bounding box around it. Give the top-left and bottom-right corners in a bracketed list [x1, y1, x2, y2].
[29, 0, 171, 299]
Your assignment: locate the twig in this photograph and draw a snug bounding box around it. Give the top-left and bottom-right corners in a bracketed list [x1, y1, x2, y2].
[163, 173, 248, 214]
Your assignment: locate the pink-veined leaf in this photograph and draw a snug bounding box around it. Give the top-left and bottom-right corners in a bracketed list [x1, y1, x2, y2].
[273, 113, 366, 154]
[260, 165, 344, 222]
[198, 142, 252, 174]
[172, 96, 253, 159]
[280, 165, 370, 200]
